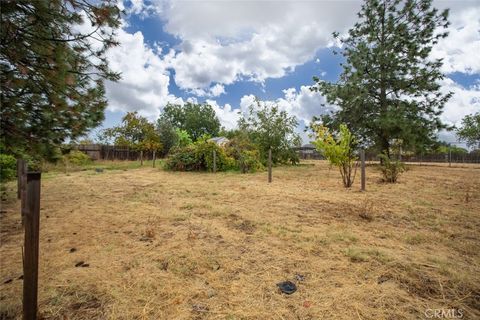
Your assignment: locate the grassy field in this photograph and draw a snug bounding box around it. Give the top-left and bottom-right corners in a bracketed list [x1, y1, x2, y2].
[1, 161, 479, 319]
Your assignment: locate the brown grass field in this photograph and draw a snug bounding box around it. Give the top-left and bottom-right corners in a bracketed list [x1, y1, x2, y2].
[1, 161, 479, 319]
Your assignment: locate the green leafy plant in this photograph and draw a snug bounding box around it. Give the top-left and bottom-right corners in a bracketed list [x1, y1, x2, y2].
[238, 98, 300, 165]
[64, 150, 92, 167]
[378, 153, 405, 183]
[165, 139, 234, 172]
[226, 136, 263, 173]
[313, 124, 358, 188]
[0, 154, 17, 182]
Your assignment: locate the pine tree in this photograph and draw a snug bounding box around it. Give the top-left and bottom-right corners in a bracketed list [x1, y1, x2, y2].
[312, 0, 451, 157]
[1, 0, 121, 161]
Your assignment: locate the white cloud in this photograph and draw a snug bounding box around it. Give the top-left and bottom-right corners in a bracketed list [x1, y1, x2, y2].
[431, 6, 480, 74]
[104, 29, 179, 120]
[206, 86, 332, 143]
[440, 78, 480, 126]
[160, 1, 361, 91]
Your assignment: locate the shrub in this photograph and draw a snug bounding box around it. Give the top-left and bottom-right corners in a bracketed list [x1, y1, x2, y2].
[64, 150, 92, 167]
[225, 137, 263, 173]
[194, 139, 235, 171]
[165, 145, 198, 171]
[165, 140, 235, 172]
[378, 153, 405, 183]
[0, 154, 17, 182]
[313, 124, 358, 188]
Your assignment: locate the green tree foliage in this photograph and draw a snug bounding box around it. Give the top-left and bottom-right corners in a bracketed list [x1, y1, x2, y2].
[158, 103, 221, 141]
[105, 112, 162, 154]
[0, 154, 17, 182]
[313, 124, 358, 188]
[156, 118, 178, 156]
[238, 99, 301, 165]
[456, 112, 480, 149]
[175, 129, 193, 147]
[1, 0, 122, 161]
[312, 0, 451, 157]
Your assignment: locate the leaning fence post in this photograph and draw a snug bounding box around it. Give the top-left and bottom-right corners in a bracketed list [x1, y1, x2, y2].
[152, 150, 156, 168]
[23, 172, 41, 320]
[360, 149, 366, 191]
[268, 147, 272, 183]
[213, 150, 217, 173]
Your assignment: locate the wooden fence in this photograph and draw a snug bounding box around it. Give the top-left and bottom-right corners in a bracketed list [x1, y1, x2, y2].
[76, 144, 155, 161]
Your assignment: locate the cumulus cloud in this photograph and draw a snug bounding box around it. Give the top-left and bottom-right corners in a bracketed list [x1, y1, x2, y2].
[99, 0, 479, 146]
[440, 78, 480, 127]
[160, 1, 361, 91]
[104, 29, 180, 120]
[431, 6, 480, 74]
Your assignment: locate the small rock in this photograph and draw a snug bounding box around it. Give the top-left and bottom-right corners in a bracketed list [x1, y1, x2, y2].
[277, 281, 297, 295]
[69, 248, 77, 253]
[3, 279, 13, 284]
[81, 263, 89, 268]
[75, 261, 85, 267]
[18, 275, 23, 280]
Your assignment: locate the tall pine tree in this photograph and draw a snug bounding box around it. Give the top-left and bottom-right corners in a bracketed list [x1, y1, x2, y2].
[1, 0, 121, 161]
[311, 0, 451, 157]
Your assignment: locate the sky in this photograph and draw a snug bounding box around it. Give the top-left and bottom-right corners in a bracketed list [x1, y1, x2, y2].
[94, 0, 480, 146]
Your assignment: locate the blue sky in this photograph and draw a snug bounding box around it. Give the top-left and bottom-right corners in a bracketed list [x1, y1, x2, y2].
[96, 0, 480, 146]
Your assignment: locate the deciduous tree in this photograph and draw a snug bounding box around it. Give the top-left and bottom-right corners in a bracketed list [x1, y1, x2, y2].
[456, 112, 480, 149]
[238, 99, 300, 164]
[158, 103, 220, 141]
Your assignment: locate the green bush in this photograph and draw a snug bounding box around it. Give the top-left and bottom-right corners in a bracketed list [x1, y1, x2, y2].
[225, 137, 263, 173]
[165, 145, 199, 171]
[64, 150, 92, 167]
[378, 153, 405, 183]
[165, 139, 235, 172]
[0, 154, 17, 182]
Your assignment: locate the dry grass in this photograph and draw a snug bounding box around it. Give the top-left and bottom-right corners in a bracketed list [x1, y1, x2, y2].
[1, 161, 479, 319]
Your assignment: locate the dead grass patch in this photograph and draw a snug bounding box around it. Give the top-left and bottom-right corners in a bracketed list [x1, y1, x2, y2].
[1, 161, 479, 319]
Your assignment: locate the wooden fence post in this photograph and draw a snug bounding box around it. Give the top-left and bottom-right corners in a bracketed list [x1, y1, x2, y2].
[17, 159, 26, 199]
[213, 150, 217, 173]
[268, 147, 272, 183]
[360, 149, 366, 191]
[23, 172, 41, 320]
[448, 147, 451, 167]
[140, 150, 144, 166]
[152, 151, 156, 168]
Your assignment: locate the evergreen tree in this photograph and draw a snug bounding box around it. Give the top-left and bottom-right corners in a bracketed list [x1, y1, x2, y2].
[311, 0, 451, 157]
[1, 0, 122, 160]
